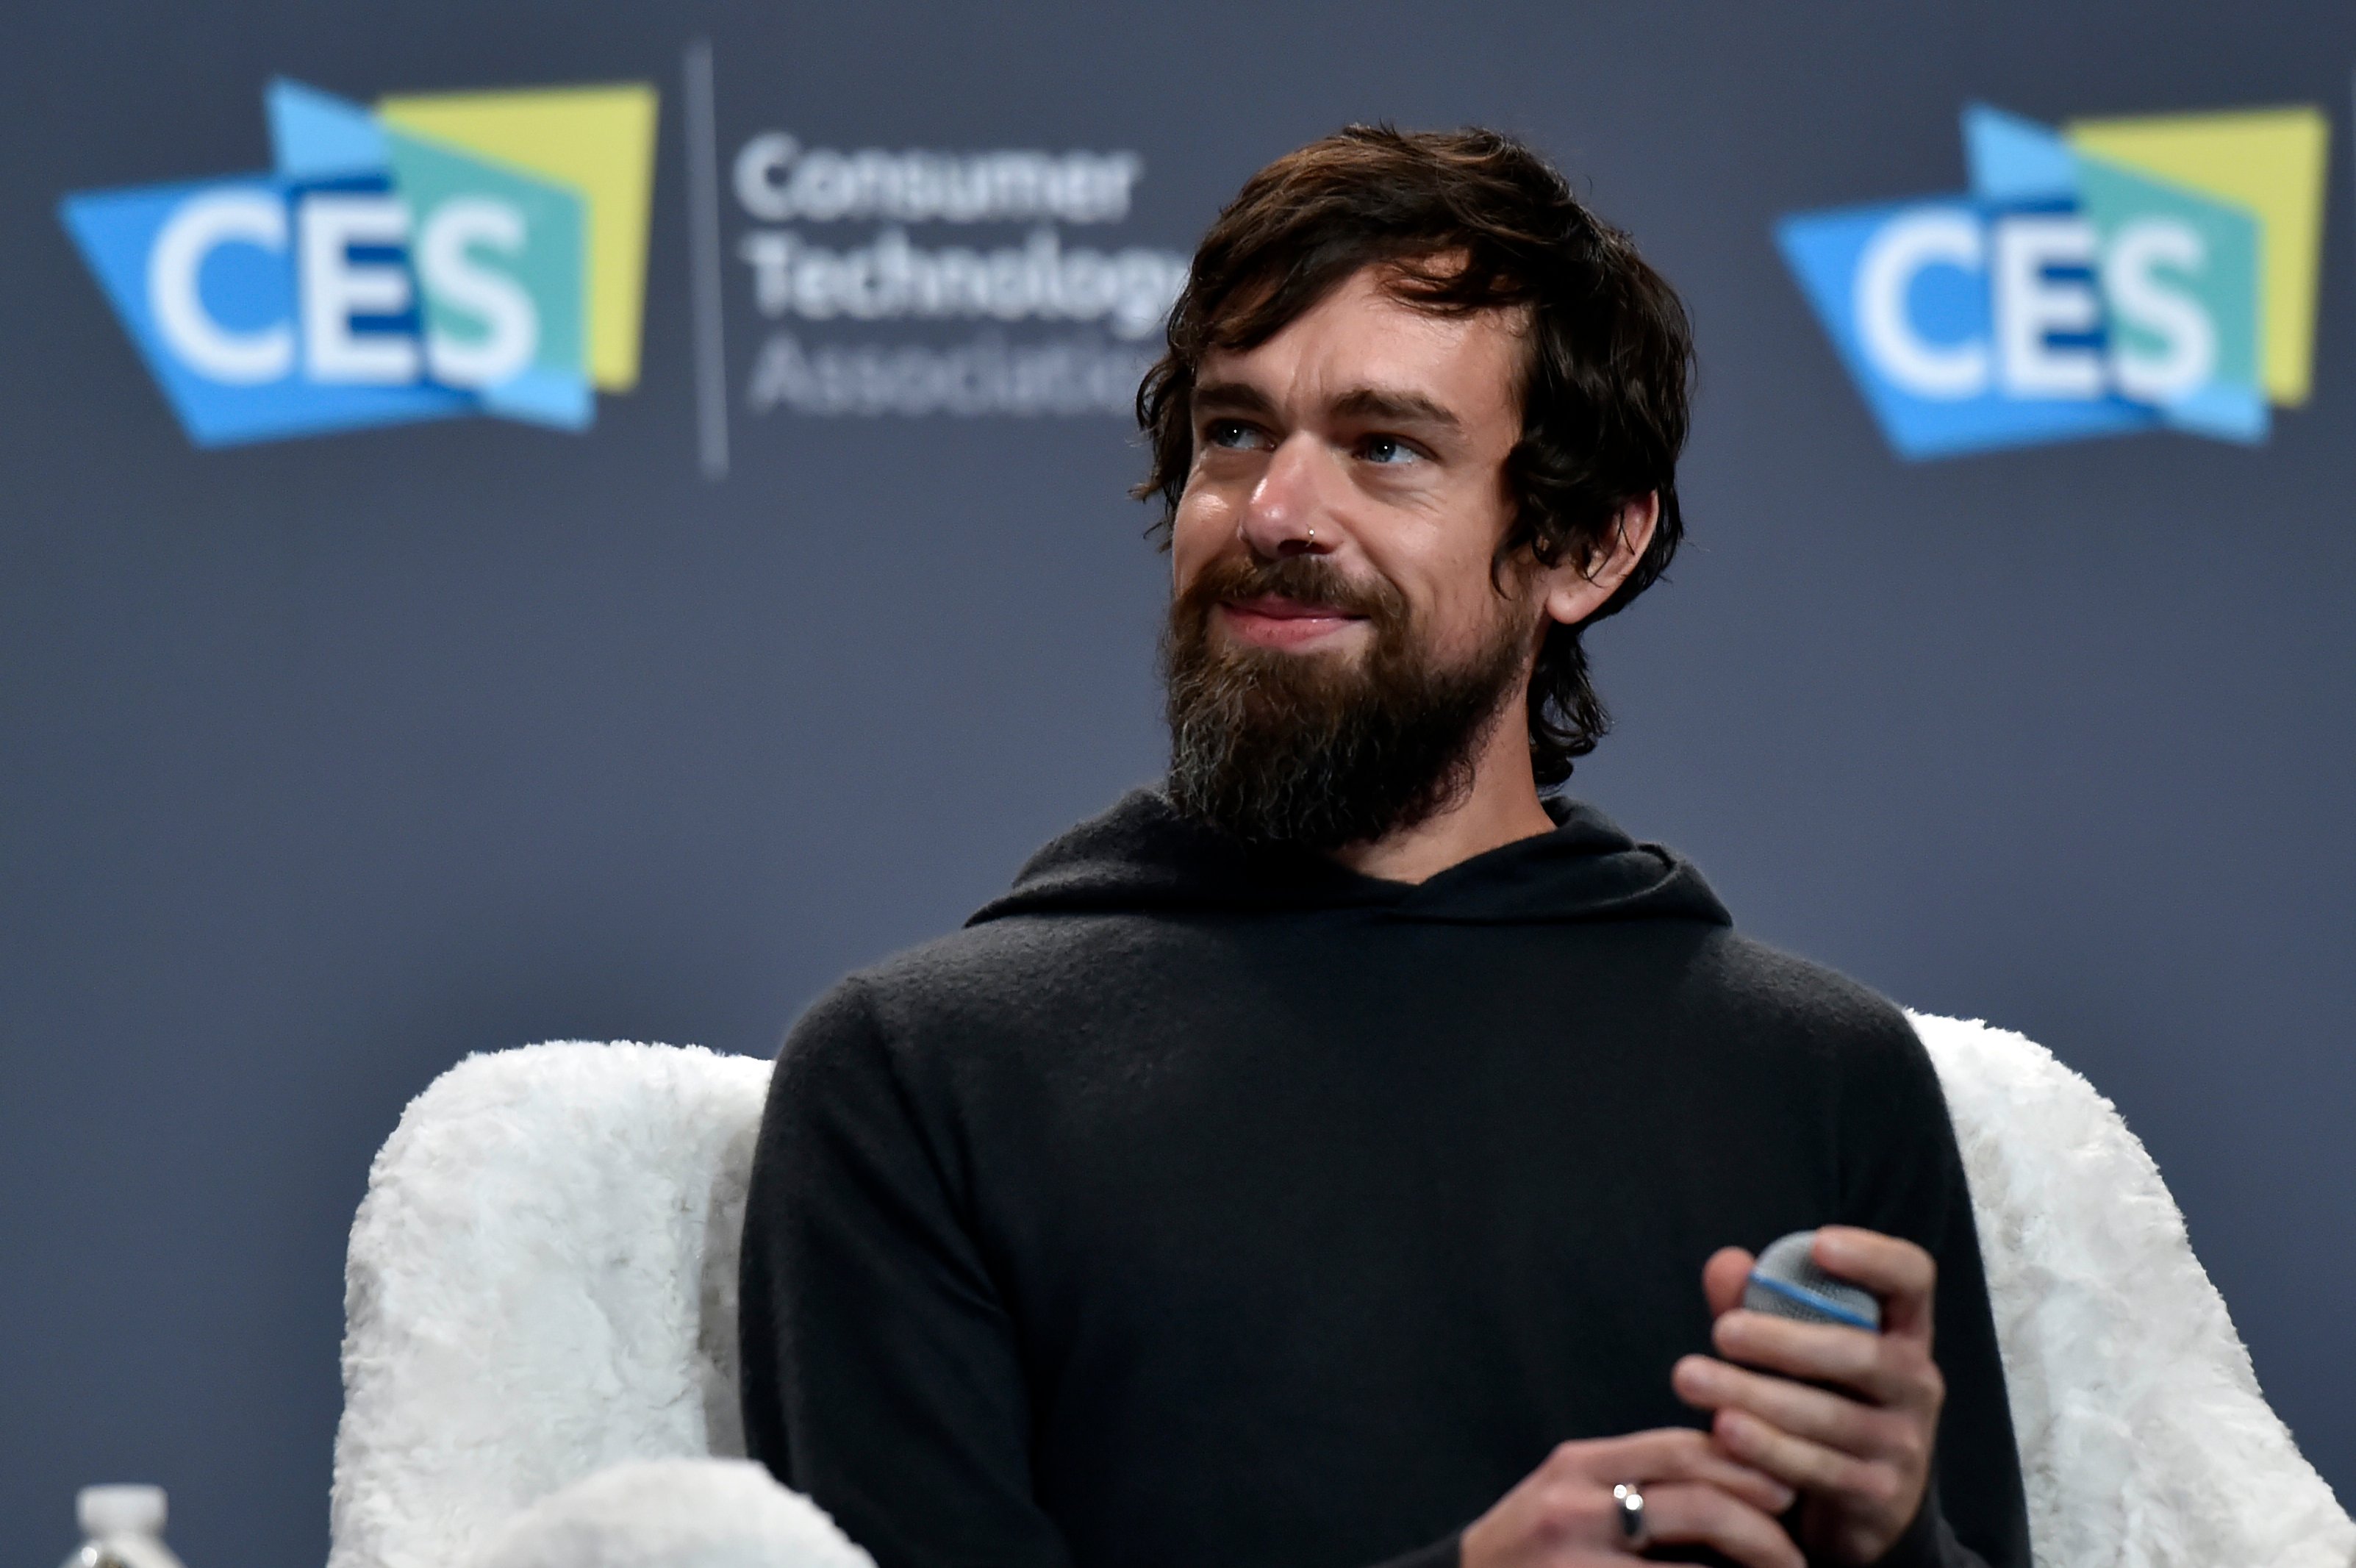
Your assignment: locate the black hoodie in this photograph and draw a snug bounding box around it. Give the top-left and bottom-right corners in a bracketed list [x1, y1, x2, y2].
[740, 791, 2030, 1568]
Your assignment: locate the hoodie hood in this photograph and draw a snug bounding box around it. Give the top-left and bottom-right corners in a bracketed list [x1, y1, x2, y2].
[968, 788, 1730, 928]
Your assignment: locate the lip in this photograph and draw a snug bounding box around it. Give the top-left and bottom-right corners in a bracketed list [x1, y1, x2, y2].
[1217, 594, 1367, 650]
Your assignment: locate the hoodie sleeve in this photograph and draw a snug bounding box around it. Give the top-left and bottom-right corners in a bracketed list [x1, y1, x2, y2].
[739, 976, 1077, 1568]
[1835, 1013, 2033, 1568]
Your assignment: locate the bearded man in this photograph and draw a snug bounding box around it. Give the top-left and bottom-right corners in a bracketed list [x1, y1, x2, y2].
[738, 126, 2030, 1568]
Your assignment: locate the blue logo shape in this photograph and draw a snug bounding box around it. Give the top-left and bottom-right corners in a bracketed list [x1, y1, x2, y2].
[1777, 102, 2316, 459]
[61, 169, 472, 445]
[58, 77, 655, 448]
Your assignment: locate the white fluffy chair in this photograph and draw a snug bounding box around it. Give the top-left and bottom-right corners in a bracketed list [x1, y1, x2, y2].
[326, 1020, 2353, 1568]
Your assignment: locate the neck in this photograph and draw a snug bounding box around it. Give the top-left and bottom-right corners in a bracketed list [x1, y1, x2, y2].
[1325, 700, 1555, 885]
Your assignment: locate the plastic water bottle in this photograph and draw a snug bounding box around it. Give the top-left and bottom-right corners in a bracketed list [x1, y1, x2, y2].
[62, 1487, 186, 1568]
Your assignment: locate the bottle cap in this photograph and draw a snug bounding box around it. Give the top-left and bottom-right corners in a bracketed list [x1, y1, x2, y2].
[79, 1487, 166, 1539]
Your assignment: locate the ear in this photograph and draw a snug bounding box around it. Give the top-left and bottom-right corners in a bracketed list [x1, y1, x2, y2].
[1540, 493, 1661, 629]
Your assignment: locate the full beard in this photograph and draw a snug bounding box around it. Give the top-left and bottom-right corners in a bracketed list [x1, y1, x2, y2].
[1161, 552, 1533, 852]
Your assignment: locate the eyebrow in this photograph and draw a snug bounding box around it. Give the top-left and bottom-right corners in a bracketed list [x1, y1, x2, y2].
[1190, 380, 1281, 422]
[1191, 380, 1464, 433]
[1330, 386, 1462, 432]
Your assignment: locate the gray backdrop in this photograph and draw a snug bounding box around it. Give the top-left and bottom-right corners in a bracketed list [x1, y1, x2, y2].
[5, 4, 2351, 1564]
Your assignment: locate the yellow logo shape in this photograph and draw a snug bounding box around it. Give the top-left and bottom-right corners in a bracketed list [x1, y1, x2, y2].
[378, 84, 659, 392]
[2066, 106, 2330, 406]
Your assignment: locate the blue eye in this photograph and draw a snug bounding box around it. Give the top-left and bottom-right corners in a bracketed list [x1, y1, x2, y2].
[1361, 435, 1418, 465]
[1206, 420, 1263, 449]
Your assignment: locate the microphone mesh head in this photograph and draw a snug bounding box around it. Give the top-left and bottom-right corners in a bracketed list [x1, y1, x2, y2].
[1743, 1230, 1880, 1331]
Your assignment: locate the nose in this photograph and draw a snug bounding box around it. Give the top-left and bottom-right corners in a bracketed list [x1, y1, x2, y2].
[1236, 434, 1336, 560]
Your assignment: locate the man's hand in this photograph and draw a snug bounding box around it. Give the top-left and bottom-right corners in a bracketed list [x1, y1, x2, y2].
[1671, 1227, 1946, 1567]
[1459, 1427, 1800, 1568]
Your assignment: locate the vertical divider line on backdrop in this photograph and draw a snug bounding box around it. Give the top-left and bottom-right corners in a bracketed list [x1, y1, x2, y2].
[687, 37, 730, 482]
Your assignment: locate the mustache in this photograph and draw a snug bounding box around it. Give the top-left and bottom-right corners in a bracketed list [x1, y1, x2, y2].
[1175, 552, 1406, 626]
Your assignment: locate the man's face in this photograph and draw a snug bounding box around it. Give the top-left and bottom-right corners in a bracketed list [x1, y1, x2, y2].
[1170, 264, 1530, 671]
[1161, 264, 1541, 848]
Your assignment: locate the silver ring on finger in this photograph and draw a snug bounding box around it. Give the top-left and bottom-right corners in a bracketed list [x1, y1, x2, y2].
[1612, 1482, 1646, 1546]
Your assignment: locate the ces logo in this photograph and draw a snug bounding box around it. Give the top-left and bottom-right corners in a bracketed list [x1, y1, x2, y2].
[1779, 104, 2329, 459]
[60, 79, 656, 446]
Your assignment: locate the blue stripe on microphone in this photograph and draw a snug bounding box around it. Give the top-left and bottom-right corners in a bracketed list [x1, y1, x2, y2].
[1745, 1271, 1880, 1331]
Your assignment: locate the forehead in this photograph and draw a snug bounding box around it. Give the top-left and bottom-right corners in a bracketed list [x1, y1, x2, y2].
[1198, 266, 1525, 427]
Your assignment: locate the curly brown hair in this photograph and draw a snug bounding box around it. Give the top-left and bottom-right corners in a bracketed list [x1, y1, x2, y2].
[1135, 124, 1694, 787]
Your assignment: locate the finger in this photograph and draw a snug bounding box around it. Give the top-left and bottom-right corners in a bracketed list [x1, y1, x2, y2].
[1710, 1405, 1881, 1500]
[1814, 1227, 1937, 1343]
[1703, 1247, 1753, 1319]
[1673, 1355, 1912, 1461]
[1557, 1428, 1796, 1515]
[1634, 1481, 1805, 1568]
[1712, 1311, 1927, 1406]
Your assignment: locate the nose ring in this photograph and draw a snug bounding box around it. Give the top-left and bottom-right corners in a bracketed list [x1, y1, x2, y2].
[1306, 526, 1317, 543]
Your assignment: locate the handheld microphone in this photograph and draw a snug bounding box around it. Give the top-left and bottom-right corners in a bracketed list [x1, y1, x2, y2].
[1742, 1230, 1880, 1331]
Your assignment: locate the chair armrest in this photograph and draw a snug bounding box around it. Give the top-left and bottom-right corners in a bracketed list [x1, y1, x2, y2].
[470, 1458, 874, 1568]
